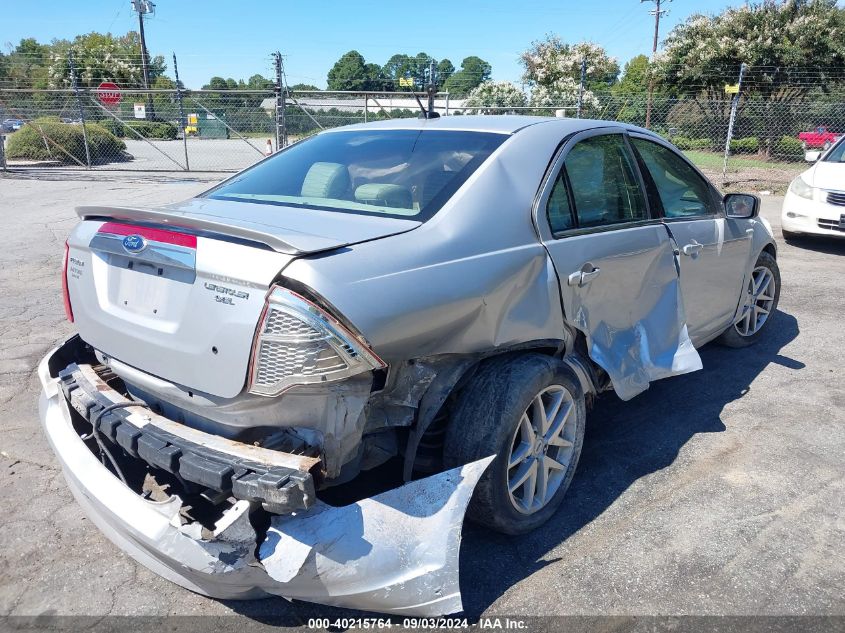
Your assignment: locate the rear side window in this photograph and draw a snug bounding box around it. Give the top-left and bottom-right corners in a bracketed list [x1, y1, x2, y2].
[564, 135, 647, 229]
[631, 138, 714, 218]
[203, 129, 506, 221]
[546, 171, 575, 233]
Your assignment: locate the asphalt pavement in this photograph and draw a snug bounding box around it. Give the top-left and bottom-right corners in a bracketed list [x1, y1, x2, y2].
[0, 174, 842, 626]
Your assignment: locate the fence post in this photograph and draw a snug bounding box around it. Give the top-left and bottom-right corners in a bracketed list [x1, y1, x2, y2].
[68, 51, 92, 169]
[576, 56, 587, 119]
[445, 92, 450, 116]
[364, 93, 368, 122]
[0, 130, 6, 171]
[722, 62, 747, 186]
[172, 53, 190, 171]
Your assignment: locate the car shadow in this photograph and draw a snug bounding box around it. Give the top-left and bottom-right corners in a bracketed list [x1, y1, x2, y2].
[222, 310, 800, 624]
[782, 235, 845, 255]
[458, 308, 802, 617]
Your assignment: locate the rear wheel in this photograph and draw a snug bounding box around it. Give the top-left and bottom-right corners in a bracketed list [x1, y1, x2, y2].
[443, 353, 585, 535]
[718, 251, 780, 348]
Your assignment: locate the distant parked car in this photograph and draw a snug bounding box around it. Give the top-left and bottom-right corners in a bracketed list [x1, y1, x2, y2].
[798, 126, 841, 150]
[782, 135, 845, 239]
[1, 118, 23, 133]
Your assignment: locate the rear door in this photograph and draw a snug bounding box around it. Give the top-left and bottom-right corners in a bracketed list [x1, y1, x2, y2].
[536, 129, 701, 401]
[628, 134, 752, 344]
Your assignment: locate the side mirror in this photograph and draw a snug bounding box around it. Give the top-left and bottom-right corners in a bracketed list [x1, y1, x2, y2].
[724, 193, 760, 219]
[805, 150, 821, 162]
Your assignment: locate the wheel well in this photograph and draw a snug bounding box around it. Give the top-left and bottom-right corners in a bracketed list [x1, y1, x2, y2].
[405, 345, 562, 477]
[762, 242, 777, 259]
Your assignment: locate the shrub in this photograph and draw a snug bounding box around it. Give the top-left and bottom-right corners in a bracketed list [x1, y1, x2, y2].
[773, 135, 804, 161]
[125, 120, 178, 139]
[671, 136, 711, 150]
[98, 118, 178, 139]
[729, 136, 759, 154]
[6, 117, 126, 165]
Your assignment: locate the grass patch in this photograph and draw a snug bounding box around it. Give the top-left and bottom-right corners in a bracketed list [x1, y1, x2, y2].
[683, 150, 803, 171]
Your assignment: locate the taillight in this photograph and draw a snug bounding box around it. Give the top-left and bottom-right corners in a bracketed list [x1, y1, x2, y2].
[247, 285, 385, 396]
[62, 241, 74, 323]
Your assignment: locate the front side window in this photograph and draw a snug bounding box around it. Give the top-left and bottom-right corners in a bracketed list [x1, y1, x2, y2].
[564, 134, 647, 228]
[204, 130, 507, 220]
[631, 138, 714, 218]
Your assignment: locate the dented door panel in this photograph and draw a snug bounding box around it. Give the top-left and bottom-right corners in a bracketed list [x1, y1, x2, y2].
[543, 224, 702, 400]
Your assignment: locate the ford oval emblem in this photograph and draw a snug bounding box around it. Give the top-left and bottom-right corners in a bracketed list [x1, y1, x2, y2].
[122, 234, 147, 254]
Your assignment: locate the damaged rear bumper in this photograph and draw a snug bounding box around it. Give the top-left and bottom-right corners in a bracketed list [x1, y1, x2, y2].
[38, 340, 492, 615]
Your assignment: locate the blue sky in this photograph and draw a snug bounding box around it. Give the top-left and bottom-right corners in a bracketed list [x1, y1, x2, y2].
[7, 0, 743, 89]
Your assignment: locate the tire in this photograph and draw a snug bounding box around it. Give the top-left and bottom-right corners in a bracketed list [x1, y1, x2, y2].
[443, 353, 586, 535]
[717, 250, 781, 348]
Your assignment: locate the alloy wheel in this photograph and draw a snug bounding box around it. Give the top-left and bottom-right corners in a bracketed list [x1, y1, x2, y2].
[506, 385, 577, 515]
[735, 265, 776, 337]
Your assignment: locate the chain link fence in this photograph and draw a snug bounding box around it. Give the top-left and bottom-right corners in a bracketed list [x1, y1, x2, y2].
[2, 86, 842, 191]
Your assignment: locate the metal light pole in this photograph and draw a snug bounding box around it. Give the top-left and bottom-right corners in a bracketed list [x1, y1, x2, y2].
[642, 0, 669, 129]
[131, 0, 156, 120]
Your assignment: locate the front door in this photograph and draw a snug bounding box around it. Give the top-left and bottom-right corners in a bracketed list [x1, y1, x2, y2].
[537, 130, 702, 401]
[628, 134, 752, 344]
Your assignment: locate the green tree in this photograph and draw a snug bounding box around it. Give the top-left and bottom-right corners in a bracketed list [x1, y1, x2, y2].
[657, 0, 845, 156]
[436, 59, 455, 88]
[327, 50, 369, 91]
[443, 56, 492, 96]
[203, 76, 229, 90]
[4, 38, 51, 88]
[247, 74, 274, 90]
[614, 55, 650, 94]
[290, 83, 320, 91]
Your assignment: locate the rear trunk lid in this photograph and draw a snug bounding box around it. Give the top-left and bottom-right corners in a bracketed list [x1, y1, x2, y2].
[67, 201, 419, 399]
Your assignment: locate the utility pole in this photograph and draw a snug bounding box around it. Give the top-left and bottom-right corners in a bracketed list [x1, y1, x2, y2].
[68, 51, 91, 168]
[576, 57, 587, 118]
[131, 0, 156, 120]
[426, 59, 437, 117]
[642, 0, 670, 129]
[173, 52, 189, 170]
[273, 52, 287, 149]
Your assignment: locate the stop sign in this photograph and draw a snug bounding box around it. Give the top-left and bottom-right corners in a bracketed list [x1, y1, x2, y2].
[96, 82, 122, 106]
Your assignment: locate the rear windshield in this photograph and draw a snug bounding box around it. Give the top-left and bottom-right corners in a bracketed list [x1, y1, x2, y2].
[204, 129, 507, 220]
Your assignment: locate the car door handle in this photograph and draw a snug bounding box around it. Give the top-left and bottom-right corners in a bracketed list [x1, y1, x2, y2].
[567, 265, 601, 287]
[681, 241, 704, 257]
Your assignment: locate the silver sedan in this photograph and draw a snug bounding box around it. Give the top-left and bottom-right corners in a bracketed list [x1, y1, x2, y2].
[39, 115, 780, 615]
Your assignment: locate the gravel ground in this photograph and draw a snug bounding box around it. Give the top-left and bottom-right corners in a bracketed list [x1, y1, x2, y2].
[0, 174, 843, 627]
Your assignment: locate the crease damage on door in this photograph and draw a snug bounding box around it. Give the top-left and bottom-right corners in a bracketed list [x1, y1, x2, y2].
[566, 228, 703, 401]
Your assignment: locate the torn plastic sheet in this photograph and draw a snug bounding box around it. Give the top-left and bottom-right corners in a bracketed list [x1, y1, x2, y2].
[259, 455, 494, 615]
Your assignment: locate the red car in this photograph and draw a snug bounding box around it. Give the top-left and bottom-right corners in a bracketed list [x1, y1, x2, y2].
[798, 126, 841, 150]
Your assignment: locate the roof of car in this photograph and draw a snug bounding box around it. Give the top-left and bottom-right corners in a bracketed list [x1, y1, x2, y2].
[328, 115, 654, 137]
